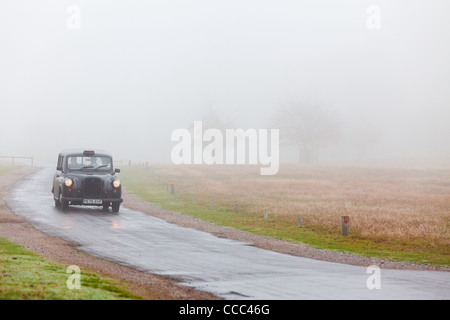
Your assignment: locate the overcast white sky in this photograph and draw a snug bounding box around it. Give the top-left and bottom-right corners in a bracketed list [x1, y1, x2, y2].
[0, 0, 449, 164]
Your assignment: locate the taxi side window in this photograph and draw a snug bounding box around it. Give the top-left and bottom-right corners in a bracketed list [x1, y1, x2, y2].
[57, 154, 63, 171]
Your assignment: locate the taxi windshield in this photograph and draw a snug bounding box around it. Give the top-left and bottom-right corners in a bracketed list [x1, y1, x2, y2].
[67, 156, 112, 171]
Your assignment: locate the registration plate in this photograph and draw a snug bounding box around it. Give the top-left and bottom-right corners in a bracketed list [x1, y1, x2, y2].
[83, 199, 103, 205]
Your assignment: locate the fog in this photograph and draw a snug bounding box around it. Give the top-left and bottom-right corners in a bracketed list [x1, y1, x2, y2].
[1, 0, 449, 166]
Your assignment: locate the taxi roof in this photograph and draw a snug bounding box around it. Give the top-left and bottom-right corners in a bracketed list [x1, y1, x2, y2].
[60, 149, 112, 157]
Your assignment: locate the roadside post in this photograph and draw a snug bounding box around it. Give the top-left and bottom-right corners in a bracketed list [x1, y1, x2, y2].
[341, 216, 349, 236]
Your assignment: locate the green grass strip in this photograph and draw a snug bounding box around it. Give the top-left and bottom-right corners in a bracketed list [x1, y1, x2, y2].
[0, 238, 140, 300]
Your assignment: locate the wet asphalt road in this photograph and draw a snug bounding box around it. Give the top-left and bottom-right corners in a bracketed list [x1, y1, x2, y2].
[5, 167, 450, 299]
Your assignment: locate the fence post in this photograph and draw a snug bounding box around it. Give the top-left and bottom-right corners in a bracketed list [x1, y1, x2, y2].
[297, 216, 302, 227]
[264, 209, 268, 220]
[211, 200, 214, 208]
[234, 204, 238, 213]
[171, 184, 174, 195]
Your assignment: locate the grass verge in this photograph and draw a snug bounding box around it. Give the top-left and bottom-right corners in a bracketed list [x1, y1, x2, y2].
[0, 238, 140, 300]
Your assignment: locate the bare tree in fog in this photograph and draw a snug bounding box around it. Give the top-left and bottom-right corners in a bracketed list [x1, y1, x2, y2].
[272, 100, 340, 164]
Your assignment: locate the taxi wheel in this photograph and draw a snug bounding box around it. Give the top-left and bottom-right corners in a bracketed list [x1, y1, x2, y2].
[62, 201, 69, 210]
[59, 192, 69, 211]
[112, 202, 120, 213]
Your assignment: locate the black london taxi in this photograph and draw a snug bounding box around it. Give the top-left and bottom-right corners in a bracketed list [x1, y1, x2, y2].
[52, 150, 123, 212]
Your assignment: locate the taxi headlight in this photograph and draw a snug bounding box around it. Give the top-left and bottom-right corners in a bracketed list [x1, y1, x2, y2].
[113, 179, 121, 188]
[64, 179, 73, 187]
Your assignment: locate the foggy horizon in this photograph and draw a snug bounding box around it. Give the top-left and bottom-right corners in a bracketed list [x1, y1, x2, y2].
[1, 0, 449, 167]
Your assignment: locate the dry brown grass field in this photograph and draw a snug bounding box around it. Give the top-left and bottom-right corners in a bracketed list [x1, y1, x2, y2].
[146, 164, 449, 242]
[122, 161, 450, 265]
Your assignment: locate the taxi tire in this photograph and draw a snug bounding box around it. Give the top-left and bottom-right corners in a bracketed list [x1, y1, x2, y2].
[59, 192, 69, 211]
[112, 202, 120, 213]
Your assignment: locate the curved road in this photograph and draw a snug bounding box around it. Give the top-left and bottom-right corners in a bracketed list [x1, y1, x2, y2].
[5, 167, 450, 299]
